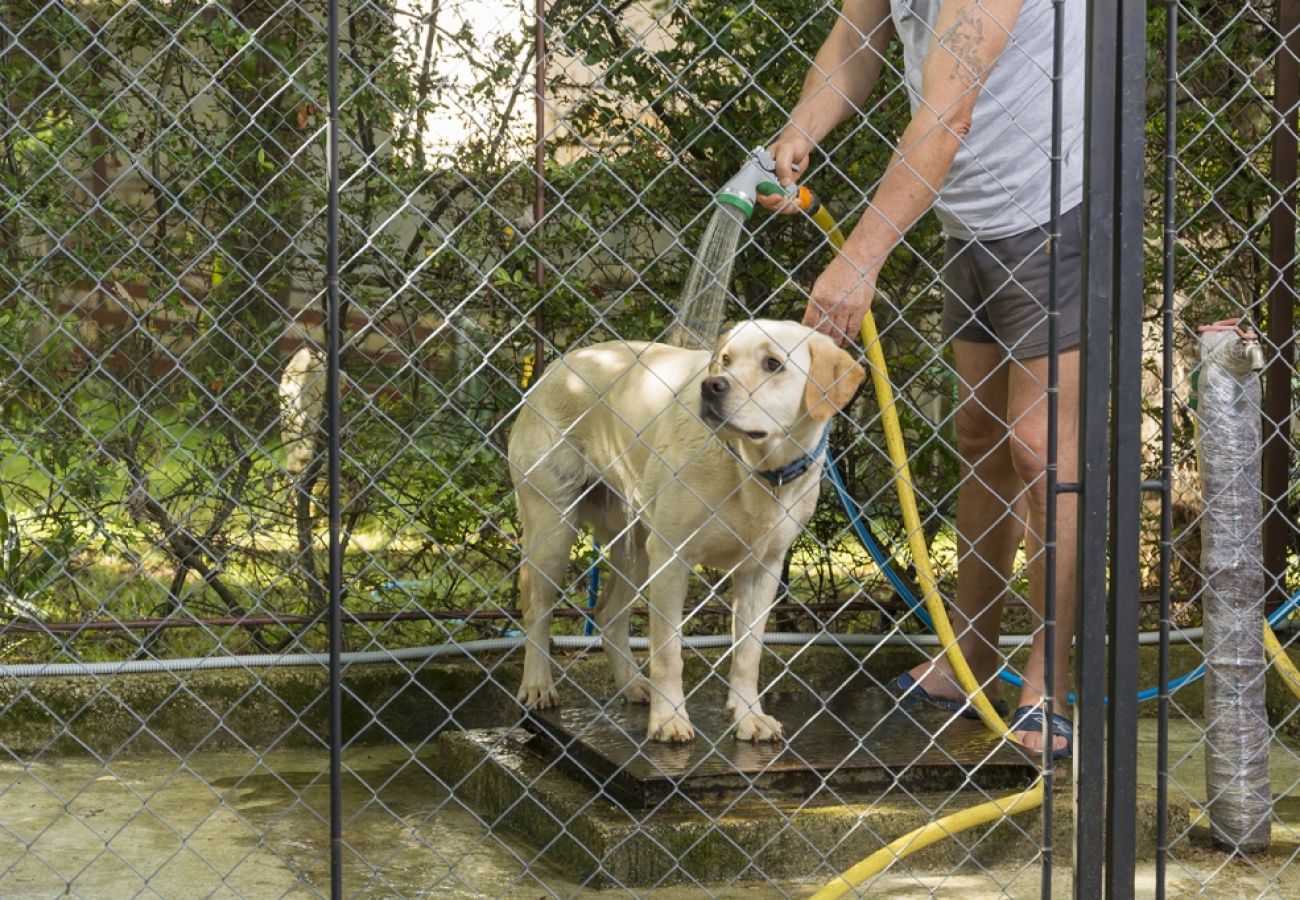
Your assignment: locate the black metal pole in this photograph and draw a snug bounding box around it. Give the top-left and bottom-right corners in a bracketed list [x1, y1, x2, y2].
[1042, 0, 1065, 893]
[1076, 0, 1117, 893]
[532, 0, 547, 380]
[1263, 0, 1298, 612]
[1157, 0, 1178, 894]
[327, 0, 344, 895]
[1105, 0, 1147, 895]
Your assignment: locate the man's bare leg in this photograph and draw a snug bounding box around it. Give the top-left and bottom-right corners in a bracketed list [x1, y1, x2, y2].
[1005, 348, 1079, 754]
[907, 339, 1027, 703]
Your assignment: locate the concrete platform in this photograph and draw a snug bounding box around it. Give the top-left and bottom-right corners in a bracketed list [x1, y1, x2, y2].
[523, 680, 1038, 808]
[437, 726, 1070, 889]
[432, 680, 1048, 886]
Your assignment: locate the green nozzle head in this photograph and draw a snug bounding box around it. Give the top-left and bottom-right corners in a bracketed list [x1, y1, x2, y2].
[716, 147, 789, 219]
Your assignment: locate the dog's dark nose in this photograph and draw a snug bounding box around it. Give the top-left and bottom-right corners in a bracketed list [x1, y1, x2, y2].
[702, 376, 730, 397]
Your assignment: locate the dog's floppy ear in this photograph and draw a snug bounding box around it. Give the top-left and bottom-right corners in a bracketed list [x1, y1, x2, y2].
[803, 333, 867, 422]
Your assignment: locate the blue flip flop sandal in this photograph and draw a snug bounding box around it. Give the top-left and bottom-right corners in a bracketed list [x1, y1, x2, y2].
[1009, 705, 1074, 760]
[886, 672, 1010, 721]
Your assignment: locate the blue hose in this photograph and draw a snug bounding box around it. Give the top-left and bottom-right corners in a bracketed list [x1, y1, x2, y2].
[824, 451, 937, 632]
[823, 447, 1300, 704]
[584, 549, 600, 637]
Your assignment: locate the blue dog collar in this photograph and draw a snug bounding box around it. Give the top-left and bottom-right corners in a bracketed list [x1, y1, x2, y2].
[753, 426, 830, 488]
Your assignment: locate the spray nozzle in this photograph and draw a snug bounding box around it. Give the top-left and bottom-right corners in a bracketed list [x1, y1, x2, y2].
[716, 147, 792, 218]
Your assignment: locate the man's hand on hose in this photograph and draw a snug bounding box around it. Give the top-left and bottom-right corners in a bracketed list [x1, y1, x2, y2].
[803, 253, 877, 347]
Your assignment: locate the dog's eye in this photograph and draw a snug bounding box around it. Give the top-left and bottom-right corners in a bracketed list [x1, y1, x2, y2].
[720, 353, 731, 367]
[763, 356, 784, 374]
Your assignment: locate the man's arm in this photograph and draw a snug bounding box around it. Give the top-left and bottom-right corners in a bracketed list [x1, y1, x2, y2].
[763, 0, 895, 196]
[805, 0, 1025, 342]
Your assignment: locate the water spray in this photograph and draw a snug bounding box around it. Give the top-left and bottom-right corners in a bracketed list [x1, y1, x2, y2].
[669, 148, 845, 349]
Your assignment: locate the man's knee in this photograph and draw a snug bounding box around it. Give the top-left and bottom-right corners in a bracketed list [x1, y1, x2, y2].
[1008, 423, 1048, 492]
[954, 406, 1009, 464]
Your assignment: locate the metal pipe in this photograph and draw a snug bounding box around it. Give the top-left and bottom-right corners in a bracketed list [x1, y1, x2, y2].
[1077, 0, 1117, 886]
[0, 600, 922, 633]
[1263, 0, 1299, 614]
[1106, 0, 1148, 891]
[1158, 0, 1179, 889]
[325, 0, 343, 890]
[1198, 329, 1272, 853]
[0, 592, 1209, 635]
[0, 627, 1214, 680]
[531, 0, 547, 380]
[1043, 1, 1065, 885]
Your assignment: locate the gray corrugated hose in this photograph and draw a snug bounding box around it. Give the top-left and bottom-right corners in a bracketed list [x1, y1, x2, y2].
[0, 627, 1208, 679]
[1197, 328, 1271, 852]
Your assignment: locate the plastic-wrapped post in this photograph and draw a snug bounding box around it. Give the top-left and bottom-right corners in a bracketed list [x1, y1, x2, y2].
[1197, 327, 1271, 853]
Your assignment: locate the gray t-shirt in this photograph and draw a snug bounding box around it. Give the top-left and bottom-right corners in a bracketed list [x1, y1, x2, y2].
[890, 0, 1084, 240]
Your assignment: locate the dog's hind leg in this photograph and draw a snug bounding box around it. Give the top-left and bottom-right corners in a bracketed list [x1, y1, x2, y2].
[726, 561, 784, 742]
[593, 521, 651, 704]
[515, 480, 579, 709]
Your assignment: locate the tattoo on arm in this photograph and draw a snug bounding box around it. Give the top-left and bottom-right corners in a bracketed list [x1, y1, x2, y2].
[943, 13, 987, 88]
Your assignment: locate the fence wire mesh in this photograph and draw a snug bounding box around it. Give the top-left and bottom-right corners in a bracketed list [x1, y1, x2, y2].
[0, 0, 1297, 896]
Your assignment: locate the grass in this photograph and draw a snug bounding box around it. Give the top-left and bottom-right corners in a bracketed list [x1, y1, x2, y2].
[0, 517, 974, 664]
[0, 377, 1068, 664]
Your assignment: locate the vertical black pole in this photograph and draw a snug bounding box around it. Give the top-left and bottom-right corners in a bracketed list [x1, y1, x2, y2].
[1263, 0, 1298, 612]
[1157, 0, 1178, 894]
[1042, 1, 1065, 894]
[327, 0, 343, 896]
[532, 0, 547, 380]
[1105, 0, 1146, 896]
[1075, 0, 1116, 894]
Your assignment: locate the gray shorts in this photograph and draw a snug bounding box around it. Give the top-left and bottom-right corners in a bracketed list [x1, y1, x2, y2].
[940, 204, 1083, 359]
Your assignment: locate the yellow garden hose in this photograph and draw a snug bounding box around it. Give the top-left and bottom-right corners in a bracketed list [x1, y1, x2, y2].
[799, 195, 1300, 895]
[850, 284, 1010, 735]
[810, 203, 1008, 731]
[814, 783, 1044, 899]
[1265, 626, 1300, 700]
[801, 205, 1040, 896]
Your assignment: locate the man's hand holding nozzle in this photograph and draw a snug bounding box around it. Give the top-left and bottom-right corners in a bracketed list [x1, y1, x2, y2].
[757, 132, 814, 215]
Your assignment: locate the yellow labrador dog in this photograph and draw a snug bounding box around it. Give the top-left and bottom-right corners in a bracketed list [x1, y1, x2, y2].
[508, 320, 864, 742]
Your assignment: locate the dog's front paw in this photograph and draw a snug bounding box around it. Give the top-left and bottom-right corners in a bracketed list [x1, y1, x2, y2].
[516, 681, 559, 709]
[732, 710, 784, 743]
[647, 710, 695, 743]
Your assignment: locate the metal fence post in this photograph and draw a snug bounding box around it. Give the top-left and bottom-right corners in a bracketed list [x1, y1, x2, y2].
[1105, 0, 1149, 895]
[1076, 0, 1117, 893]
[1157, 0, 1179, 893]
[327, 0, 344, 894]
[1263, 0, 1298, 612]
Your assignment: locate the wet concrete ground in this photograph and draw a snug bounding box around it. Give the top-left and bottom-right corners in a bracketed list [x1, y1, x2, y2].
[1, 719, 1298, 897]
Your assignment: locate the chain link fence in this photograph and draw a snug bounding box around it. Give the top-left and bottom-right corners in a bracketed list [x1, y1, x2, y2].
[0, 0, 1297, 895]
